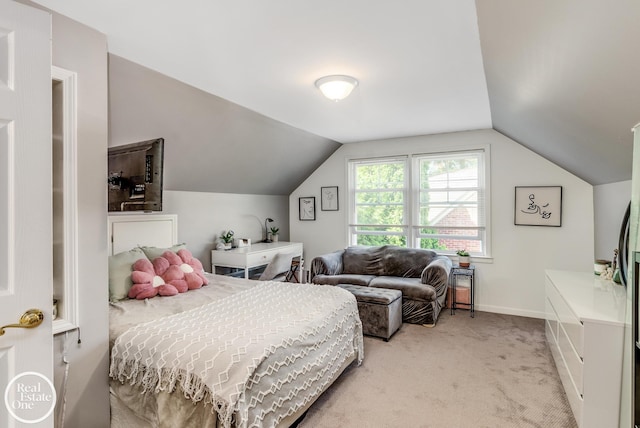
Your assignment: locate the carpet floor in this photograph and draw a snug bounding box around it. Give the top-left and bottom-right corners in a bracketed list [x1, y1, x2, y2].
[298, 311, 578, 428]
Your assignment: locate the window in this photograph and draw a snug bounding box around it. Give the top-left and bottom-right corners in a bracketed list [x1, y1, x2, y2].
[348, 149, 488, 256]
[414, 151, 486, 255]
[348, 157, 408, 246]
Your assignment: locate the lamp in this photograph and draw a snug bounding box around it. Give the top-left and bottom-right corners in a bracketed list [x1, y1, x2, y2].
[264, 218, 274, 243]
[315, 75, 358, 101]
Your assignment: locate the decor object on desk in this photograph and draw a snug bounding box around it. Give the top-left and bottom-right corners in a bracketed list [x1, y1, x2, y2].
[594, 259, 610, 276]
[299, 197, 316, 221]
[264, 217, 274, 243]
[235, 238, 251, 248]
[456, 249, 470, 268]
[514, 186, 562, 226]
[270, 227, 280, 242]
[220, 230, 234, 249]
[321, 186, 339, 211]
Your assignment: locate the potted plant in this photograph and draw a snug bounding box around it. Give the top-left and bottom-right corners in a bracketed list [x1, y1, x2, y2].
[270, 227, 280, 242]
[220, 230, 234, 250]
[456, 249, 471, 267]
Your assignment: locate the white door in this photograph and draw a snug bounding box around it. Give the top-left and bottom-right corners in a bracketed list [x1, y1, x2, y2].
[0, 2, 54, 427]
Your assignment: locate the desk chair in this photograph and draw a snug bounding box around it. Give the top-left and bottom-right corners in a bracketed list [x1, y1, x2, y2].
[258, 252, 296, 281]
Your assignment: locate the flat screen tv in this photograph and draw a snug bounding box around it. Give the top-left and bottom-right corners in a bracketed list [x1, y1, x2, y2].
[108, 138, 164, 212]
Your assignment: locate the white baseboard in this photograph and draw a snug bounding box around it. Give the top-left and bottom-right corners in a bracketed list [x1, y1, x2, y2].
[475, 304, 545, 320]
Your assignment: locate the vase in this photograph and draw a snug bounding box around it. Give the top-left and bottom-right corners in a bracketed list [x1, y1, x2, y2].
[459, 256, 470, 268]
[272, 234, 279, 242]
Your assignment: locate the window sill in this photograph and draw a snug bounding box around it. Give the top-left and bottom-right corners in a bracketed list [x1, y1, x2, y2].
[447, 255, 493, 265]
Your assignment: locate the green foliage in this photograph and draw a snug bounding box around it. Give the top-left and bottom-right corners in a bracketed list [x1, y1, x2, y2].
[456, 249, 469, 256]
[356, 234, 406, 247]
[220, 230, 234, 243]
[270, 227, 279, 235]
[420, 234, 446, 251]
[353, 160, 463, 251]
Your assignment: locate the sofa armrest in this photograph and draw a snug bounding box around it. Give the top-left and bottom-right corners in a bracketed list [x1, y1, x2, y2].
[420, 256, 452, 297]
[310, 250, 345, 280]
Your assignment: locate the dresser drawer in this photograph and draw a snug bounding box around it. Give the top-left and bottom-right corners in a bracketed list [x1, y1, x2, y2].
[545, 279, 584, 358]
[557, 321, 584, 395]
[548, 326, 583, 427]
[545, 297, 558, 342]
[246, 251, 276, 267]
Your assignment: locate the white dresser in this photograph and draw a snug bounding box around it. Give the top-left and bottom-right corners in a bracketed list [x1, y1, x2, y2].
[211, 241, 303, 279]
[545, 270, 626, 428]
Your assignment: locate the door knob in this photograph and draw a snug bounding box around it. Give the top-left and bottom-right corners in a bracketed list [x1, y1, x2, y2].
[0, 309, 44, 336]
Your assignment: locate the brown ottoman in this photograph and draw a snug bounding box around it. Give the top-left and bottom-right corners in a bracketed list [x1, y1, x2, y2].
[337, 284, 402, 341]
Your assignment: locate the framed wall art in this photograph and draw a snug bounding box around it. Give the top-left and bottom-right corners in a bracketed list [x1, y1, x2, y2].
[299, 197, 316, 221]
[321, 186, 339, 211]
[514, 186, 562, 227]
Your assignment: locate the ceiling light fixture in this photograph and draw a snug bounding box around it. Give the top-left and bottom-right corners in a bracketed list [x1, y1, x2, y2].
[314, 75, 359, 101]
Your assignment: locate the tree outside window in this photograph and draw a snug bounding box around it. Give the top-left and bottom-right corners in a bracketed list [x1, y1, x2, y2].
[348, 149, 487, 256]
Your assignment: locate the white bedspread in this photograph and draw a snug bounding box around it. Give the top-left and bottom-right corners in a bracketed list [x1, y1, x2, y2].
[110, 281, 363, 428]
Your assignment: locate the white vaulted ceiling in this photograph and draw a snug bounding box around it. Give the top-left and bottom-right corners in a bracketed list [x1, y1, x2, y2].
[33, 0, 640, 186]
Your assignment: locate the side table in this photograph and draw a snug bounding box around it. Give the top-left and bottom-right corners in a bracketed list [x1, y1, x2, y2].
[450, 264, 475, 317]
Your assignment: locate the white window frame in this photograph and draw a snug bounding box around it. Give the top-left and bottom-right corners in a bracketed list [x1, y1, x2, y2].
[411, 149, 488, 256]
[347, 146, 491, 258]
[347, 156, 409, 246]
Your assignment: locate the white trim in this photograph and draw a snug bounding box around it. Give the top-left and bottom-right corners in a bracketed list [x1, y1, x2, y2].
[52, 66, 79, 335]
[477, 304, 545, 320]
[108, 214, 178, 256]
[346, 145, 491, 255]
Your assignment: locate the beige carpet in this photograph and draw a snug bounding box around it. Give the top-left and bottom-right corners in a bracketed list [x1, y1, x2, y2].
[298, 311, 577, 428]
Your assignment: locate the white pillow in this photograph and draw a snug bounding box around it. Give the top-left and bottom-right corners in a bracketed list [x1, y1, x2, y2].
[139, 243, 187, 260]
[109, 247, 149, 301]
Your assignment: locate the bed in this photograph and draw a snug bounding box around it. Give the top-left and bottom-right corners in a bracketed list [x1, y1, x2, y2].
[108, 215, 364, 428]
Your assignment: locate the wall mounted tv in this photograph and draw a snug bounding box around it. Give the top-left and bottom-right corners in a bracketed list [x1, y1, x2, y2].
[108, 138, 164, 212]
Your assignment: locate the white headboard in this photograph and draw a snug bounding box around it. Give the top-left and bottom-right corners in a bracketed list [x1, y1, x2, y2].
[108, 214, 178, 255]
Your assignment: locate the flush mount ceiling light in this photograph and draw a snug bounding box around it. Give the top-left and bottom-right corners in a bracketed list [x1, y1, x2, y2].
[314, 75, 359, 101]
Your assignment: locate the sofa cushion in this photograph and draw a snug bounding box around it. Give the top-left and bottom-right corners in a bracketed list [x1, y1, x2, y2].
[370, 276, 437, 302]
[380, 247, 437, 277]
[343, 246, 384, 275]
[342, 245, 437, 277]
[312, 274, 376, 286]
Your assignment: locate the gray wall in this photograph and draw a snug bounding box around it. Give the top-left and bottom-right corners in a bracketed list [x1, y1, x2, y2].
[163, 190, 290, 270]
[108, 54, 341, 196]
[108, 54, 339, 267]
[291, 129, 595, 319]
[48, 8, 110, 428]
[593, 180, 632, 262]
[476, 0, 640, 185]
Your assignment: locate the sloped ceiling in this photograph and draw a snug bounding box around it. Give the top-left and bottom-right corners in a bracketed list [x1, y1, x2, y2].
[33, 0, 640, 189]
[476, 0, 640, 185]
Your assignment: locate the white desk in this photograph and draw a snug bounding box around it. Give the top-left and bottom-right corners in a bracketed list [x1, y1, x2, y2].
[211, 241, 303, 279]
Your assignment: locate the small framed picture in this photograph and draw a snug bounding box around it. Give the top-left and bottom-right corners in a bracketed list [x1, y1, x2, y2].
[299, 197, 316, 221]
[321, 186, 339, 211]
[514, 186, 562, 227]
